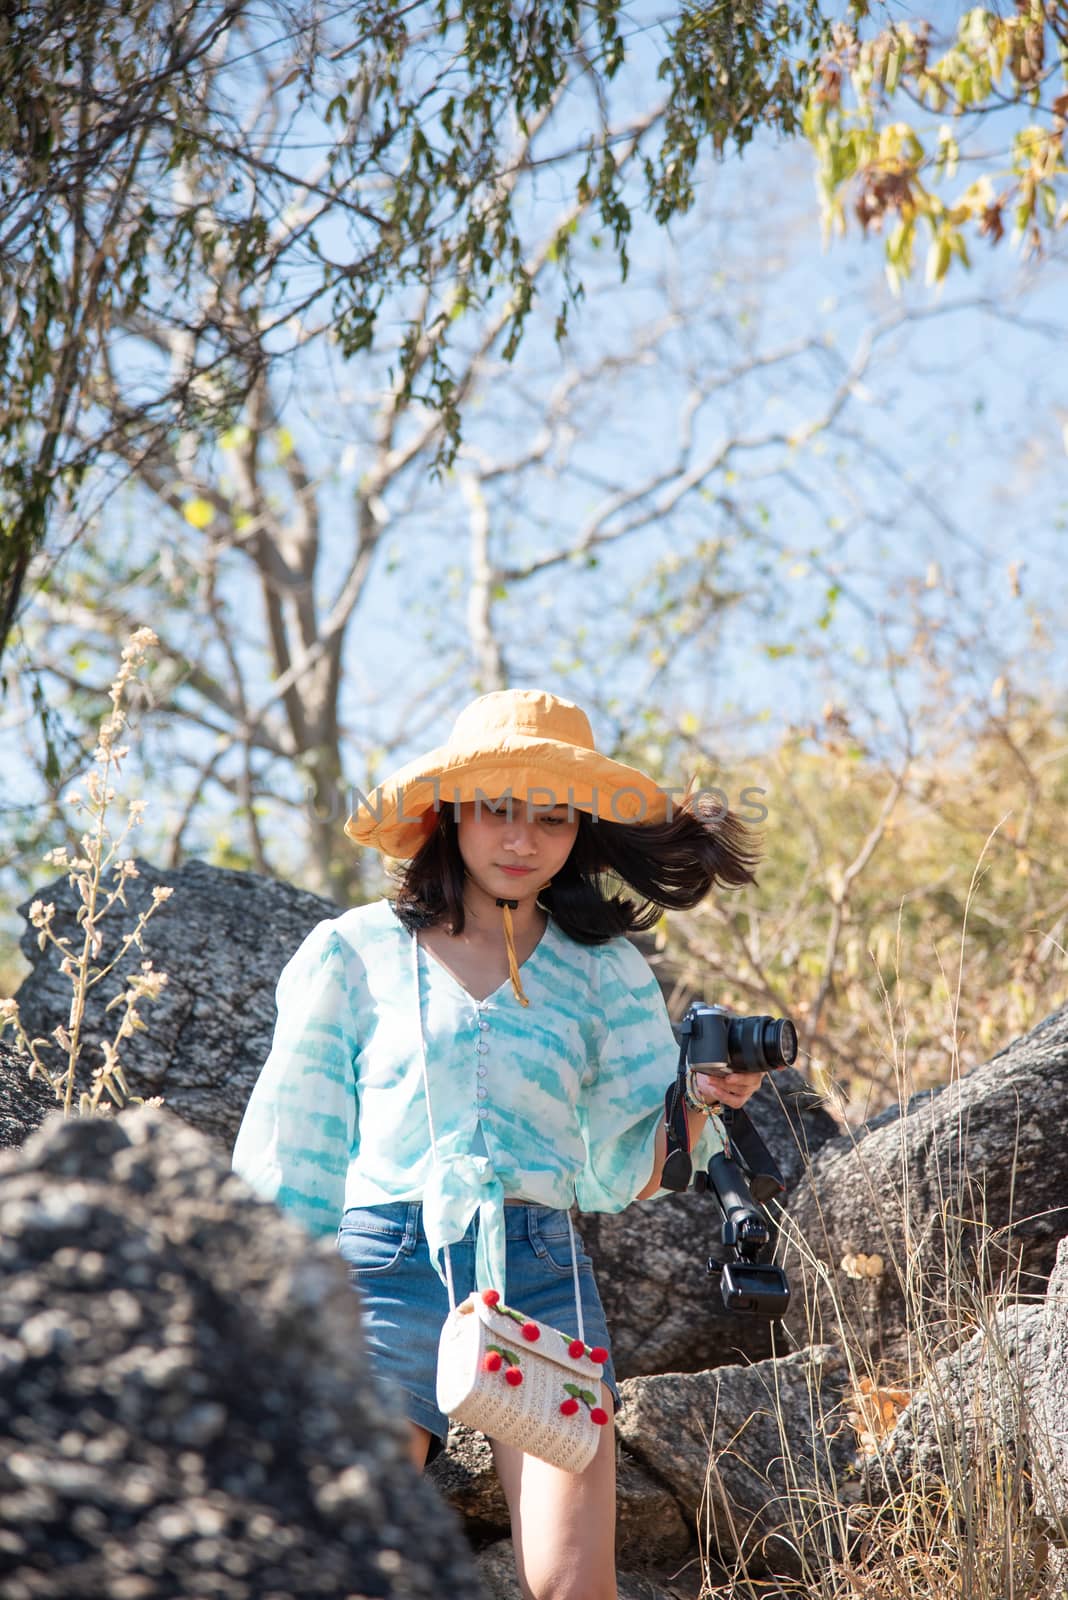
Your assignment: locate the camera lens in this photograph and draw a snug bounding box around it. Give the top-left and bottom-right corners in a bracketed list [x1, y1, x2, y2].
[726, 1014, 798, 1071]
[773, 1019, 798, 1068]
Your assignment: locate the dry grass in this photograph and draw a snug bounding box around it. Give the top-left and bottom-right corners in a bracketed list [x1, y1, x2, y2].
[695, 1208, 1064, 1599]
[694, 834, 1067, 1599]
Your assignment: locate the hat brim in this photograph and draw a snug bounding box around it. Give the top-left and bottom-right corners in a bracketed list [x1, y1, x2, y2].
[345, 733, 669, 858]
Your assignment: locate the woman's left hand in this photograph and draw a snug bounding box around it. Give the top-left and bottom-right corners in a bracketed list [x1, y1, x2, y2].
[693, 1070, 766, 1111]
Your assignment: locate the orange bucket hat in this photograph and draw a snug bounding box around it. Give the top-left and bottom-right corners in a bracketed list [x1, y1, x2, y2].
[344, 688, 669, 860]
[346, 690, 671, 1006]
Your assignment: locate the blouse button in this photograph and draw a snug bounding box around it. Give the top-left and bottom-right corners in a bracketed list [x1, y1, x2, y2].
[477, 1086, 488, 1101]
[479, 1021, 489, 1032]
[476, 1042, 488, 1054]
[477, 1065, 488, 1079]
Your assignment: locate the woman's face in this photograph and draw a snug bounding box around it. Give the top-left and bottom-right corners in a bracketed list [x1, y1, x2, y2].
[455, 799, 579, 907]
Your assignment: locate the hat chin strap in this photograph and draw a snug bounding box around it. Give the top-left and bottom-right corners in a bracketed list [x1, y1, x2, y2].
[494, 878, 553, 1007]
[495, 898, 529, 1007]
[452, 872, 557, 1008]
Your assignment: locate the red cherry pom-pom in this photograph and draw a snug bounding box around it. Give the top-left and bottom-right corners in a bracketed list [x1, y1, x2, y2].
[483, 1351, 502, 1372]
[521, 1321, 540, 1342]
[504, 1366, 523, 1387]
[590, 1346, 608, 1364]
[560, 1397, 580, 1416]
[590, 1407, 609, 1426]
[481, 1289, 501, 1307]
[568, 1338, 586, 1359]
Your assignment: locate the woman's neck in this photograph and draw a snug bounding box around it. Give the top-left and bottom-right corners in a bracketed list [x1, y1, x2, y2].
[461, 878, 545, 942]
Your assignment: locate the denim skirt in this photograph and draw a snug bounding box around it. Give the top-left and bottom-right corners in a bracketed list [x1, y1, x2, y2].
[336, 1201, 620, 1463]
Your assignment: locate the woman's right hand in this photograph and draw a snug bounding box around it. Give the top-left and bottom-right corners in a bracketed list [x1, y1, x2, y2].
[692, 1069, 765, 1110]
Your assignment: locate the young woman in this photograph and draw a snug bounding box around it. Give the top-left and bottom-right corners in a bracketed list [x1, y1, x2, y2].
[232, 689, 767, 1600]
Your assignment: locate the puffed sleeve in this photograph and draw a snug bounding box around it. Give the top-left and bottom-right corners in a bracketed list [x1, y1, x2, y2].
[232, 920, 359, 1238]
[575, 937, 725, 1212]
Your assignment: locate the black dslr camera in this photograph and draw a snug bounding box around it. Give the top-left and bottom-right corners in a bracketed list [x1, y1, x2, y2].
[662, 1004, 796, 1319]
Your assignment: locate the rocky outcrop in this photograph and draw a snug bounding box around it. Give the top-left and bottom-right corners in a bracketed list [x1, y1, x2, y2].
[0, 1107, 485, 1599]
[855, 1235, 1068, 1591]
[0, 1037, 54, 1148]
[15, 859, 338, 1145]
[784, 1003, 1068, 1367]
[7, 861, 1068, 1595]
[878, 1301, 1047, 1492]
[614, 1345, 855, 1579]
[1036, 1239, 1068, 1540]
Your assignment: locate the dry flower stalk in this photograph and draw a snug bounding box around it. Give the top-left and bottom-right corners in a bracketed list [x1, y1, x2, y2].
[0, 628, 171, 1116]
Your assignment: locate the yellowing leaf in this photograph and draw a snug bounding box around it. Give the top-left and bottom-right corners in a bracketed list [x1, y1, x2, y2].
[925, 234, 952, 285]
[183, 497, 215, 530]
[842, 1251, 885, 1280]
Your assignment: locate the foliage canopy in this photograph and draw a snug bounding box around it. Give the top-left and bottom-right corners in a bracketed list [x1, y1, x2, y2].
[0, 0, 823, 660]
[2, 1, 1065, 664]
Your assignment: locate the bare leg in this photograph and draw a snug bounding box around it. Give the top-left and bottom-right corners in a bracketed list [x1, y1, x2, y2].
[408, 1423, 433, 1471]
[490, 1383, 617, 1600]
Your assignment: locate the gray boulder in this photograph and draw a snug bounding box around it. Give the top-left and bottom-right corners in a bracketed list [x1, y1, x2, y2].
[1035, 1238, 1068, 1547]
[860, 1241, 1067, 1590]
[430, 1425, 510, 1537]
[784, 1003, 1068, 1366]
[878, 1301, 1047, 1492]
[615, 1345, 855, 1578]
[575, 1195, 779, 1379]
[0, 1106, 485, 1599]
[0, 1037, 54, 1148]
[15, 859, 339, 1146]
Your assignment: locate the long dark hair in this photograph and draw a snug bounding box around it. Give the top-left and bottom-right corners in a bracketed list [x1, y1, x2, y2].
[392, 800, 761, 946]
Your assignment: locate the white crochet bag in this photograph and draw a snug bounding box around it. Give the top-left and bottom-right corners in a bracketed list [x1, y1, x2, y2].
[436, 1289, 608, 1472]
[411, 934, 610, 1473]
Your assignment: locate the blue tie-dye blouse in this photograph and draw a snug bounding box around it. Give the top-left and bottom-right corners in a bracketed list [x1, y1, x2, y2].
[232, 898, 726, 1298]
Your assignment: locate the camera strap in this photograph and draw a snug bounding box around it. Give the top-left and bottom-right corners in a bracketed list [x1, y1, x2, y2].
[660, 1032, 695, 1192]
[718, 1105, 786, 1205]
